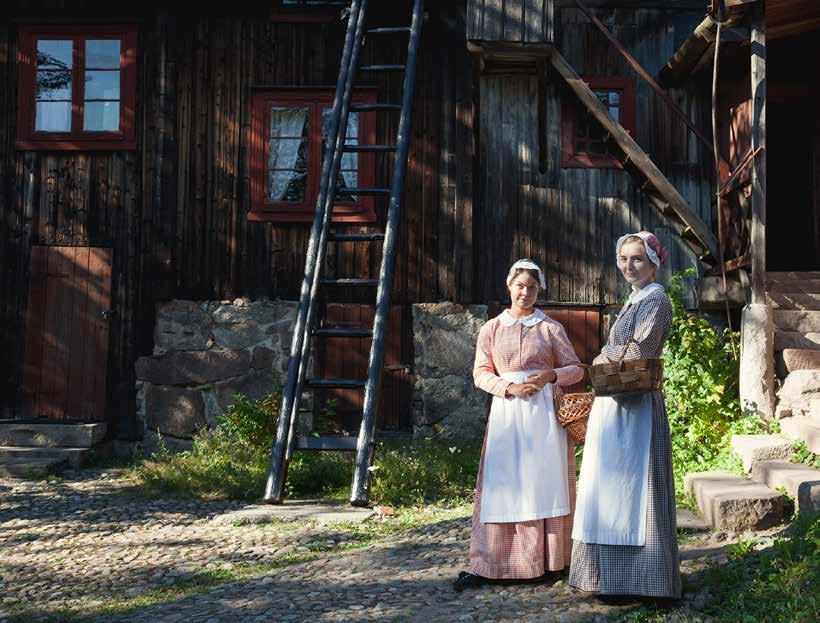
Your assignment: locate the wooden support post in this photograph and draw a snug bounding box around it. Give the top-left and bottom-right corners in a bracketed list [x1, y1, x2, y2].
[750, 3, 766, 304]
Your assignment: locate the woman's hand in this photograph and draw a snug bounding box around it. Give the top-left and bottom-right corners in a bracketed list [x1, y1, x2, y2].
[592, 354, 609, 365]
[525, 369, 557, 390]
[506, 382, 540, 398]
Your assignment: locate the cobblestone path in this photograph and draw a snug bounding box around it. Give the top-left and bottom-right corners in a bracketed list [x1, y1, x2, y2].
[0, 470, 742, 623]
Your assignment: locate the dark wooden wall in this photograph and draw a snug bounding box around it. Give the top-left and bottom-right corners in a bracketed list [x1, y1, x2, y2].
[475, 5, 713, 305]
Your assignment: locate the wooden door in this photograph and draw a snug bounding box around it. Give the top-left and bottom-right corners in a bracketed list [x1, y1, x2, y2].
[22, 246, 113, 421]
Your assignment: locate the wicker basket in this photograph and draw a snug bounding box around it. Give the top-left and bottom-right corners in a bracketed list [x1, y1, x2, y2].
[589, 355, 663, 397]
[556, 392, 594, 445]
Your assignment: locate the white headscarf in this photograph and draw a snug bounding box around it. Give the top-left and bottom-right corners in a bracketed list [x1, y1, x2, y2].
[506, 259, 546, 290]
[615, 231, 667, 268]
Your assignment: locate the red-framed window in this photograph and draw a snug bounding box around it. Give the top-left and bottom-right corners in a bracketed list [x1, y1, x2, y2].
[249, 88, 377, 223]
[561, 76, 636, 169]
[16, 25, 137, 151]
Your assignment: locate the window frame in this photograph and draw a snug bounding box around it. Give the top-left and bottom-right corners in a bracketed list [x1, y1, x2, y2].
[561, 76, 636, 169]
[16, 24, 138, 151]
[249, 87, 378, 223]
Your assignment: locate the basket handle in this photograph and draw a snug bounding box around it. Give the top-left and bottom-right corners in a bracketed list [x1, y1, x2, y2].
[614, 337, 639, 369]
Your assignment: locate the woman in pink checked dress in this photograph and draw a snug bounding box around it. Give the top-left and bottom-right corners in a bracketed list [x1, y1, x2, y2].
[454, 259, 584, 591]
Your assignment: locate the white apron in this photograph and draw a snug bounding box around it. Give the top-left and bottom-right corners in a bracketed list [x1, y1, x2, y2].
[572, 392, 653, 545]
[480, 370, 570, 523]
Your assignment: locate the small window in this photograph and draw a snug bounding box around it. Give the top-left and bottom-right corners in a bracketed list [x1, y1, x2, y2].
[561, 76, 635, 168]
[16, 25, 137, 150]
[250, 89, 377, 223]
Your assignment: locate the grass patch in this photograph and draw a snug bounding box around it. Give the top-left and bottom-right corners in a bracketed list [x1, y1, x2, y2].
[613, 513, 820, 623]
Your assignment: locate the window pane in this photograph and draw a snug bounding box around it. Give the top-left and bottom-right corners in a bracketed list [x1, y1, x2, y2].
[86, 40, 121, 68]
[322, 108, 358, 142]
[35, 101, 71, 131]
[83, 101, 120, 131]
[270, 107, 308, 137]
[335, 169, 358, 202]
[36, 70, 71, 100]
[85, 70, 120, 99]
[269, 139, 308, 171]
[609, 106, 620, 121]
[269, 170, 307, 202]
[37, 40, 72, 69]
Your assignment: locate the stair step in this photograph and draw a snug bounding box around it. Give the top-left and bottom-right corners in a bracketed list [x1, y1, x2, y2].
[319, 278, 378, 287]
[767, 292, 820, 311]
[359, 64, 406, 72]
[366, 27, 411, 35]
[305, 378, 366, 390]
[676, 508, 709, 532]
[349, 103, 402, 112]
[767, 279, 820, 293]
[780, 416, 820, 454]
[730, 434, 793, 472]
[773, 310, 820, 333]
[684, 471, 784, 531]
[774, 331, 820, 352]
[344, 187, 391, 196]
[776, 370, 820, 418]
[297, 435, 359, 451]
[0, 446, 90, 469]
[781, 349, 820, 374]
[750, 460, 820, 514]
[767, 271, 820, 282]
[0, 457, 67, 480]
[329, 232, 385, 242]
[0, 421, 106, 448]
[313, 327, 373, 338]
[343, 144, 396, 153]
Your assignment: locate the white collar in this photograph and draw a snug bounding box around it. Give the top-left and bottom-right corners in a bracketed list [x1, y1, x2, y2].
[627, 282, 664, 305]
[498, 308, 546, 327]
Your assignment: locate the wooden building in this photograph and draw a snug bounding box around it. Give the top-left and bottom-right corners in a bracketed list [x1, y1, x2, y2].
[1, 1, 729, 441]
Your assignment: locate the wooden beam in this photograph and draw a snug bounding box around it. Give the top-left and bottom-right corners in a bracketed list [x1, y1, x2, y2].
[750, 3, 766, 304]
[549, 49, 720, 261]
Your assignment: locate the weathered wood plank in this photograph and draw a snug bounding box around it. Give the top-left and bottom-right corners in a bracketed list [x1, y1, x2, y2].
[749, 5, 766, 303]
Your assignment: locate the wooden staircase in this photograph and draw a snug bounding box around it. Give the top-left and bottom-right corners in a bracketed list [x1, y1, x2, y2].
[549, 49, 719, 267]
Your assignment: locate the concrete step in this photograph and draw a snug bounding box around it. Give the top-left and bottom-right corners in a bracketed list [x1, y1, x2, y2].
[750, 460, 820, 514]
[767, 278, 820, 293]
[0, 457, 67, 479]
[684, 471, 784, 532]
[730, 434, 793, 472]
[780, 416, 820, 454]
[773, 310, 820, 333]
[775, 370, 820, 418]
[0, 446, 90, 469]
[774, 331, 820, 352]
[0, 421, 106, 448]
[767, 292, 820, 311]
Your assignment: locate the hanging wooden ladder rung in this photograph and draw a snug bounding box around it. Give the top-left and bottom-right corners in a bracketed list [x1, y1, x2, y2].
[264, 0, 425, 507]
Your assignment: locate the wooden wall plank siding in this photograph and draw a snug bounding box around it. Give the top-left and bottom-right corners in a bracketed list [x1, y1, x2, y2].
[0, 1, 715, 435]
[467, 0, 554, 43]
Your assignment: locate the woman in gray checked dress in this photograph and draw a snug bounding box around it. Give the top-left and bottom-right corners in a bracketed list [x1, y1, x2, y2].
[569, 231, 681, 602]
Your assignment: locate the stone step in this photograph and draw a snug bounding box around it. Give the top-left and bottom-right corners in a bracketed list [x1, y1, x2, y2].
[0, 457, 67, 479]
[767, 278, 820, 293]
[767, 271, 820, 282]
[0, 446, 90, 469]
[676, 508, 709, 532]
[780, 416, 820, 454]
[0, 421, 106, 448]
[774, 331, 820, 352]
[775, 369, 820, 418]
[773, 310, 820, 333]
[730, 434, 793, 472]
[684, 471, 784, 531]
[777, 349, 820, 379]
[750, 460, 820, 514]
[767, 292, 820, 311]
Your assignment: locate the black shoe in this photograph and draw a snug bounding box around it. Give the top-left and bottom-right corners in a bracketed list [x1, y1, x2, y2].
[453, 571, 488, 592]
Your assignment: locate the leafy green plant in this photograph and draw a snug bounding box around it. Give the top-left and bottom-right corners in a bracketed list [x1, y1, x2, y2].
[792, 440, 820, 469]
[217, 392, 280, 450]
[663, 270, 774, 494]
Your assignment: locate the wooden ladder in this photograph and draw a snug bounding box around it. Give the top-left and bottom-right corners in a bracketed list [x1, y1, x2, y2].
[549, 49, 719, 265]
[264, 0, 424, 506]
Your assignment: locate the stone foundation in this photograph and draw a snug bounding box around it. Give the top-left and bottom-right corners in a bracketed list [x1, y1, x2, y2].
[136, 299, 296, 449]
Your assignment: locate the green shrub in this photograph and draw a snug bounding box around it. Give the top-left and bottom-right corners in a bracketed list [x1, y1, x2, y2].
[663, 270, 775, 495]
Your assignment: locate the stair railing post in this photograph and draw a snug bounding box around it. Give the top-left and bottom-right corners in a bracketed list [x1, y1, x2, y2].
[350, 0, 424, 507]
[285, 0, 371, 462]
[265, 0, 364, 503]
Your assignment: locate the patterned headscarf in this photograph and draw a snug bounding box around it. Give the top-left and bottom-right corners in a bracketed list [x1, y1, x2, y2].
[615, 231, 668, 268]
[506, 259, 546, 289]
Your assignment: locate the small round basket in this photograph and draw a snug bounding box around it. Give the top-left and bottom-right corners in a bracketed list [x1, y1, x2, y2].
[556, 392, 594, 445]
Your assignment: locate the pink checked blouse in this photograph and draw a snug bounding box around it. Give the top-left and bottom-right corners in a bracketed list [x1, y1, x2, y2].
[473, 312, 584, 396]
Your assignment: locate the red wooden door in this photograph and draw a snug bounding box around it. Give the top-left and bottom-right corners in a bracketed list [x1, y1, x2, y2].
[22, 246, 113, 421]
